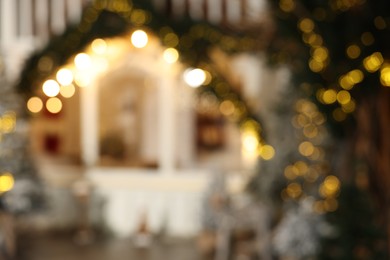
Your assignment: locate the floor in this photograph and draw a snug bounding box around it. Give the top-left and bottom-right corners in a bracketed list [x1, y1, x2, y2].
[16, 232, 204, 260]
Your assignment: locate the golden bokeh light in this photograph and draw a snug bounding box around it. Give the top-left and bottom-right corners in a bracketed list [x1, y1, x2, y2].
[91, 38, 107, 55]
[46, 97, 63, 114]
[163, 48, 179, 64]
[60, 84, 76, 98]
[183, 68, 207, 88]
[324, 198, 338, 212]
[322, 89, 337, 104]
[336, 90, 351, 105]
[346, 44, 361, 59]
[319, 175, 340, 198]
[286, 182, 302, 199]
[363, 52, 384, 72]
[0, 112, 16, 133]
[74, 53, 92, 70]
[42, 79, 60, 97]
[339, 75, 354, 90]
[298, 18, 315, 33]
[56, 68, 74, 86]
[361, 32, 374, 46]
[380, 65, 390, 87]
[309, 58, 325, 72]
[299, 141, 315, 157]
[333, 108, 347, 122]
[279, 0, 295, 12]
[284, 165, 299, 180]
[27, 97, 43, 113]
[74, 73, 92, 87]
[259, 145, 275, 160]
[312, 46, 329, 62]
[0, 172, 14, 193]
[348, 69, 364, 84]
[219, 100, 235, 116]
[342, 99, 356, 113]
[242, 132, 259, 153]
[131, 30, 148, 48]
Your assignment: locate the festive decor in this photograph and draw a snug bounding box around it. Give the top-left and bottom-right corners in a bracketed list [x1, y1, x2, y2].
[17, 0, 274, 156]
[261, 0, 390, 258]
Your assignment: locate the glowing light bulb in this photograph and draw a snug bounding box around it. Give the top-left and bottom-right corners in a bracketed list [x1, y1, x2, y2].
[183, 68, 207, 88]
[131, 30, 148, 48]
[42, 80, 60, 97]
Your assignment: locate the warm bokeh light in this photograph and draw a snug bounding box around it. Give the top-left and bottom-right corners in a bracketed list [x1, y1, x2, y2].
[46, 97, 63, 114]
[298, 141, 315, 157]
[42, 79, 60, 97]
[348, 69, 364, 84]
[0, 112, 16, 133]
[286, 182, 302, 199]
[27, 97, 43, 113]
[319, 175, 340, 198]
[279, 0, 295, 12]
[322, 89, 337, 104]
[219, 100, 235, 116]
[163, 48, 179, 63]
[74, 53, 92, 70]
[312, 46, 328, 62]
[91, 38, 107, 55]
[259, 145, 275, 160]
[380, 65, 390, 87]
[131, 30, 148, 48]
[183, 68, 207, 88]
[56, 68, 74, 86]
[333, 108, 347, 122]
[342, 99, 356, 113]
[346, 44, 361, 59]
[74, 73, 92, 87]
[60, 84, 76, 98]
[0, 172, 14, 193]
[298, 18, 314, 33]
[242, 132, 259, 153]
[363, 52, 383, 72]
[336, 90, 351, 105]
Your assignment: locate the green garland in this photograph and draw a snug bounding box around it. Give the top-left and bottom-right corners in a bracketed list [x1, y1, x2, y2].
[16, 0, 267, 145]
